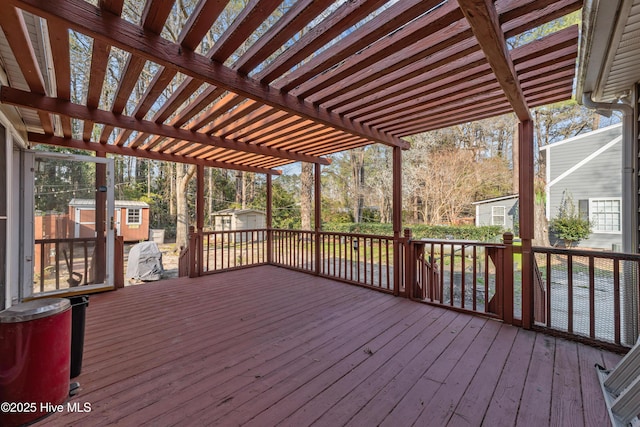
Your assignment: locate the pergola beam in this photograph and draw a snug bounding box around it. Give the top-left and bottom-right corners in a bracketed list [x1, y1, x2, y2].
[458, 0, 531, 122]
[27, 132, 281, 175]
[5, 0, 407, 149]
[2, 86, 330, 165]
[47, 24, 72, 137]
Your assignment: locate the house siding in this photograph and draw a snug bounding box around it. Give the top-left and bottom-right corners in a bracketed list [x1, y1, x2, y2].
[546, 125, 622, 250]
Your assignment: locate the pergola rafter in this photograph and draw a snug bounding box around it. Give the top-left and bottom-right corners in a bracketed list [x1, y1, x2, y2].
[0, 0, 579, 172]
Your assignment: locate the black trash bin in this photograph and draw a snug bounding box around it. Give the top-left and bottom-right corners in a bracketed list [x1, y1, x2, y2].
[65, 296, 89, 379]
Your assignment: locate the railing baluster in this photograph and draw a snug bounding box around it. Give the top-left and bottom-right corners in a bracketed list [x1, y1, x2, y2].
[39, 241, 45, 292]
[589, 256, 595, 339]
[484, 247, 489, 312]
[449, 243, 454, 307]
[69, 241, 74, 287]
[349, 238, 353, 281]
[472, 246, 477, 311]
[357, 238, 361, 284]
[461, 244, 466, 309]
[369, 238, 373, 287]
[546, 252, 551, 328]
[55, 241, 60, 290]
[567, 254, 574, 334]
[206, 233, 210, 272]
[614, 259, 621, 344]
[385, 240, 390, 290]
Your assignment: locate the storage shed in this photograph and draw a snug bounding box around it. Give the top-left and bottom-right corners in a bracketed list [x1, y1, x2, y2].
[68, 199, 150, 242]
[212, 209, 266, 243]
[473, 195, 519, 233]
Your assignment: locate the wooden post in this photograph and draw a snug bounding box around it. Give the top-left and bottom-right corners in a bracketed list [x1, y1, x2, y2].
[519, 120, 534, 329]
[502, 232, 514, 324]
[196, 164, 205, 276]
[404, 228, 413, 299]
[113, 235, 124, 289]
[314, 163, 321, 275]
[188, 225, 197, 278]
[393, 146, 402, 296]
[95, 152, 106, 284]
[266, 173, 273, 264]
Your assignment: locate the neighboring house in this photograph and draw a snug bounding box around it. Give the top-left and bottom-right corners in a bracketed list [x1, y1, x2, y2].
[577, 0, 640, 253]
[473, 195, 519, 233]
[68, 199, 150, 242]
[540, 124, 622, 250]
[212, 209, 266, 242]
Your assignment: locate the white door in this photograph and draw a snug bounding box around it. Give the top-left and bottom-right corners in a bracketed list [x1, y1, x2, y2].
[27, 151, 115, 297]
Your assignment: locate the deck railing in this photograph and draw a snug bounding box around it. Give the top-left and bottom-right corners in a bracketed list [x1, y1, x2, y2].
[184, 227, 637, 349]
[199, 229, 268, 274]
[406, 235, 511, 319]
[318, 231, 395, 293]
[34, 235, 125, 292]
[34, 236, 97, 292]
[532, 246, 640, 347]
[271, 229, 315, 273]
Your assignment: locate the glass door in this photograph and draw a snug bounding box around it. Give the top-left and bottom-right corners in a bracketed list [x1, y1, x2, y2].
[29, 151, 115, 297]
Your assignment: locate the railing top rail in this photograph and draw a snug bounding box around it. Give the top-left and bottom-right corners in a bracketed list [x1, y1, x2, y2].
[533, 245, 640, 261]
[35, 237, 98, 244]
[270, 228, 393, 240]
[412, 238, 506, 248]
[201, 228, 268, 235]
[318, 230, 393, 240]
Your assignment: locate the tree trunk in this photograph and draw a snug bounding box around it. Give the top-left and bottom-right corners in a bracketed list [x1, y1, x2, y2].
[241, 172, 247, 209]
[512, 123, 519, 193]
[169, 163, 175, 217]
[533, 199, 550, 246]
[235, 171, 242, 205]
[350, 148, 365, 223]
[176, 164, 196, 249]
[300, 162, 313, 230]
[533, 178, 550, 246]
[208, 168, 213, 229]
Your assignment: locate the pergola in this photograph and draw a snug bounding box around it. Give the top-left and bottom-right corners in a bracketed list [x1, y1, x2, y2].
[0, 0, 580, 326]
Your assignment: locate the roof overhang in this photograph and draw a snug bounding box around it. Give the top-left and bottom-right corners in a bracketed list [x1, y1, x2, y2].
[577, 0, 640, 103]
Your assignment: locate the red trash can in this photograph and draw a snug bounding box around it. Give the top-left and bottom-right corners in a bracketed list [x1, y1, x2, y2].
[0, 298, 71, 427]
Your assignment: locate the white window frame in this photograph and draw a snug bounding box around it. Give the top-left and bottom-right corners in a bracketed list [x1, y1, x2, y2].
[126, 208, 142, 225]
[589, 198, 622, 234]
[491, 206, 506, 226]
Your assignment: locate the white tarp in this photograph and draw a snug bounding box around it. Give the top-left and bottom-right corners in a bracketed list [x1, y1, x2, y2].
[126, 241, 164, 281]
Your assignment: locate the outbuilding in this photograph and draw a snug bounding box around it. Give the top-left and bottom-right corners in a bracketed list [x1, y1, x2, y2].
[473, 195, 519, 233]
[68, 199, 150, 242]
[212, 208, 266, 243]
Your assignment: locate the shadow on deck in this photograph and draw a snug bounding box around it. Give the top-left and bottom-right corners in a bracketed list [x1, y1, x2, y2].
[37, 265, 620, 426]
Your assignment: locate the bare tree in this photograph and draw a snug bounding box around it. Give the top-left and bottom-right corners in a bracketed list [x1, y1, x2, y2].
[176, 164, 196, 249]
[350, 148, 366, 223]
[300, 163, 313, 230]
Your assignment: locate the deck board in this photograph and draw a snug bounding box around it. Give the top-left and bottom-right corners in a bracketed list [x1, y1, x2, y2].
[515, 332, 555, 426]
[34, 266, 622, 427]
[446, 323, 519, 427]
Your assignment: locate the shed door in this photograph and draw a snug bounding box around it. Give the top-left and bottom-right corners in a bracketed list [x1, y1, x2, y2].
[29, 152, 115, 298]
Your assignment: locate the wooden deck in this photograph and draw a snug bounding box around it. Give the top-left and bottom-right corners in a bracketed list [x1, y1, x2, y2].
[37, 265, 621, 427]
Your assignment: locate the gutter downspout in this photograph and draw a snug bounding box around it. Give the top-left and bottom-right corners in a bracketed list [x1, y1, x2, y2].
[582, 91, 637, 344]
